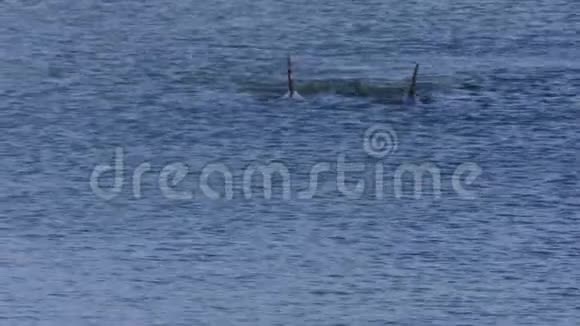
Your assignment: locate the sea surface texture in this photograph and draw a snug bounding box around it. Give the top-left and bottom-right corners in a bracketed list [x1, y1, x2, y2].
[1, 0, 579, 325]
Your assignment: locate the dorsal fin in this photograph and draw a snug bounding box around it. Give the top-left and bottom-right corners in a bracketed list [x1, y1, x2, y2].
[287, 55, 294, 97]
[408, 63, 419, 97]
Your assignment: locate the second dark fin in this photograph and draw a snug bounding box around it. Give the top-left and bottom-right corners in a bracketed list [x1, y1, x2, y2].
[408, 63, 419, 98]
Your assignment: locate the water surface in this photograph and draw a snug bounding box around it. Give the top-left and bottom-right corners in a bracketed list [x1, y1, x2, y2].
[1, 0, 579, 325]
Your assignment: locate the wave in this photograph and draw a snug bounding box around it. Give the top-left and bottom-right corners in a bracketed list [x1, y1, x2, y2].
[240, 77, 449, 104]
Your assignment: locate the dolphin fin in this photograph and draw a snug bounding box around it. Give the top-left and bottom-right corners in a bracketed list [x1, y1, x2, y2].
[408, 63, 419, 97]
[403, 64, 419, 104]
[283, 55, 304, 100]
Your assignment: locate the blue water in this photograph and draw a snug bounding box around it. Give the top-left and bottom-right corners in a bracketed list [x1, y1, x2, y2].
[1, 0, 579, 325]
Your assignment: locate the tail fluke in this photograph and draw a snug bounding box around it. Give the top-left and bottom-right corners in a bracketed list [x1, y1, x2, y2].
[283, 55, 303, 99]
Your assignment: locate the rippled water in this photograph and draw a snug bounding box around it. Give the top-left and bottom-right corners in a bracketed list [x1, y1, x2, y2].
[1, 0, 579, 325]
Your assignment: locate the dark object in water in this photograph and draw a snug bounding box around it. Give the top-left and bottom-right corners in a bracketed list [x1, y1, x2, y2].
[408, 63, 419, 98]
[404, 64, 419, 105]
[284, 55, 303, 99]
[288, 55, 294, 95]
